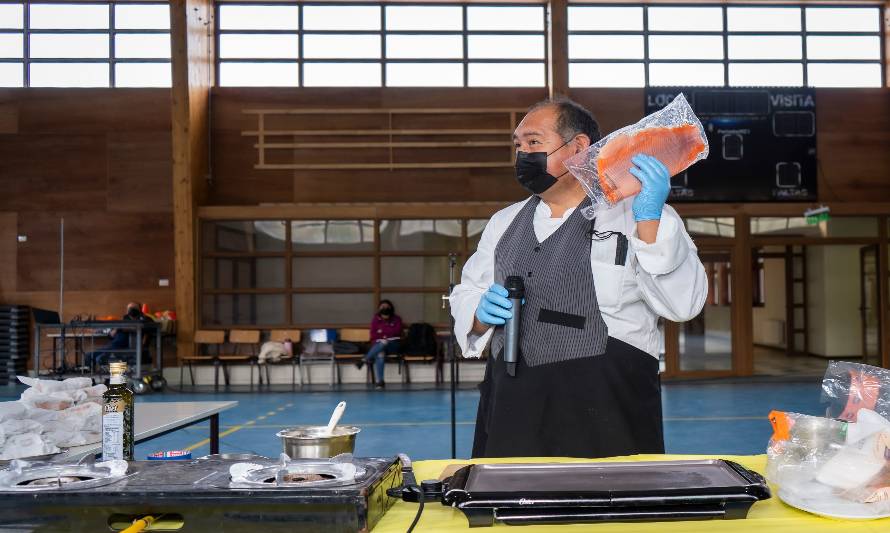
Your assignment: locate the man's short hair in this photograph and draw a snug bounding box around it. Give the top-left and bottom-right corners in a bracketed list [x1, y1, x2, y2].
[528, 96, 601, 144]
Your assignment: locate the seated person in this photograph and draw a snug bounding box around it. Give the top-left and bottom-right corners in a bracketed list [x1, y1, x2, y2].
[85, 302, 153, 368]
[356, 300, 402, 389]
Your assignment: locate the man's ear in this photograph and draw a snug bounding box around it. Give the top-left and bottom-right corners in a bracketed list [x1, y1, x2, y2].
[573, 134, 592, 154]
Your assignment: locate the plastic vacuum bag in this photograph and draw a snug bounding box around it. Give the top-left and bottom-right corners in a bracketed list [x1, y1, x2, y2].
[766, 363, 890, 519]
[563, 93, 708, 219]
[821, 361, 890, 422]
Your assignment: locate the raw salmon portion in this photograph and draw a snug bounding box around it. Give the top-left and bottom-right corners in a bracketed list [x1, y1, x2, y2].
[596, 123, 706, 204]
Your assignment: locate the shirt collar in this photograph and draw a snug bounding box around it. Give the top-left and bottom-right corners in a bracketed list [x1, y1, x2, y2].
[535, 199, 576, 221]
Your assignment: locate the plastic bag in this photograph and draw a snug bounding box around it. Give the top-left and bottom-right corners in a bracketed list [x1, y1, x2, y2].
[821, 361, 890, 422]
[563, 93, 708, 219]
[17, 375, 92, 393]
[766, 363, 890, 519]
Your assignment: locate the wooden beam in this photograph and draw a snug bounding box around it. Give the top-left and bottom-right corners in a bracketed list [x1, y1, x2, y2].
[170, 0, 214, 360]
[732, 213, 754, 376]
[879, 216, 890, 368]
[547, 0, 569, 97]
[885, 2, 890, 88]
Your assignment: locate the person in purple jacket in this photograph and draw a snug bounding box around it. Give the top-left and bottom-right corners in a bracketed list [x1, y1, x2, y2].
[356, 300, 402, 389]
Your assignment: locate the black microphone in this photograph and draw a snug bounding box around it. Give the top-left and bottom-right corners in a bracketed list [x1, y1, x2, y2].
[503, 276, 525, 377]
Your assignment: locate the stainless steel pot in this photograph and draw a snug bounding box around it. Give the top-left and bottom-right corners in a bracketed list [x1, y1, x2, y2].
[276, 425, 360, 459]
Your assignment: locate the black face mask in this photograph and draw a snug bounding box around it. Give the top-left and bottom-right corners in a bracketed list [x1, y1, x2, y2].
[379, 308, 393, 317]
[514, 139, 572, 195]
[127, 308, 140, 318]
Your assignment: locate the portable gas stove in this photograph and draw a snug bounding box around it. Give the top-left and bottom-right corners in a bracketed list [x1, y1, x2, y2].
[0, 453, 402, 533]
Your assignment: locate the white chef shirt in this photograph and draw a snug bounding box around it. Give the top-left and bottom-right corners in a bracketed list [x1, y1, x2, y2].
[451, 197, 708, 359]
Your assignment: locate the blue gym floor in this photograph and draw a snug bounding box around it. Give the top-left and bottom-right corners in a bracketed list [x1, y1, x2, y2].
[1, 378, 826, 460]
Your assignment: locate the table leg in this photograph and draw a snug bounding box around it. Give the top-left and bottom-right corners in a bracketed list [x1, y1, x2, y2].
[156, 330, 162, 375]
[32, 326, 40, 378]
[135, 326, 143, 380]
[210, 414, 220, 454]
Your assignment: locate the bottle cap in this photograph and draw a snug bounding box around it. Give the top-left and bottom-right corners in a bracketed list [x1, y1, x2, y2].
[109, 361, 128, 375]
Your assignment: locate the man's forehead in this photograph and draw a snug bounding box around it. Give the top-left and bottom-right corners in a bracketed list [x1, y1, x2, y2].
[513, 106, 557, 138]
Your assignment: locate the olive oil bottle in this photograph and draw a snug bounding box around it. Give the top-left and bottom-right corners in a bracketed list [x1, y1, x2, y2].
[102, 362, 134, 461]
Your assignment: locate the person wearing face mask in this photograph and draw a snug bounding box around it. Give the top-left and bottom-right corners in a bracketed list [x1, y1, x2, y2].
[86, 302, 153, 369]
[357, 300, 403, 389]
[450, 97, 707, 458]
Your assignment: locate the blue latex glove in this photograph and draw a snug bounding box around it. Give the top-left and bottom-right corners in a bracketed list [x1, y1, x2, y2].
[630, 154, 671, 222]
[475, 283, 513, 326]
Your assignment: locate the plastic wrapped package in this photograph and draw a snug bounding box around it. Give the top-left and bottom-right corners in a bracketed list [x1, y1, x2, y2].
[821, 361, 890, 422]
[0, 377, 107, 460]
[563, 93, 708, 219]
[767, 364, 890, 519]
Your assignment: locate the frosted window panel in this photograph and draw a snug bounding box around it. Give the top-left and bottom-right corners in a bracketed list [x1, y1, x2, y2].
[467, 7, 543, 31]
[30, 34, 108, 58]
[114, 4, 169, 30]
[0, 4, 23, 29]
[303, 6, 380, 31]
[648, 36, 724, 60]
[468, 62, 544, 87]
[468, 35, 545, 60]
[807, 63, 882, 88]
[386, 35, 462, 59]
[569, 63, 644, 88]
[649, 63, 723, 87]
[728, 36, 801, 60]
[807, 36, 880, 61]
[30, 62, 109, 87]
[303, 35, 381, 59]
[115, 34, 170, 59]
[219, 62, 298, 87]
[219, 34, 298, 59]
[806, 8, 879, 32]
[648, 7, 722, 32]
[386, 63, 463, 87]
[729, 63, 803, 87]
[292, 293, 374, 325]
[0, 34, 23, 58]
[303, 63, 381, 87]
[385, 6, 462, 31]
[567, 7, 643, 31]
[0, 62, 22, 86]
[218, 6, 299, 30]
[115, 63, 171, 87]
[569, 35, 643, 60]
[30, 4, 108, 29]
[727, 8, 800, 32]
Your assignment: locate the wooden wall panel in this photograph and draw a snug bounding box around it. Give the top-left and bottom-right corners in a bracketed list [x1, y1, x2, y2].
[0, 213, 15, 294]
[16, 212, 173, 292]
[2, 89, 171, 134]
[816, 89, 890, 202]
[107, 132, 174, 213]
[210, 87, 548, 205]
[0, 135, 107, 211]
[0, 89, 175, 369]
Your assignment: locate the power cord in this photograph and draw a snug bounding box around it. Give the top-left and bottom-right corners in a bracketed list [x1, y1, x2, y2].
[386, 454, 441, 533]
[407, 492, 424, 533]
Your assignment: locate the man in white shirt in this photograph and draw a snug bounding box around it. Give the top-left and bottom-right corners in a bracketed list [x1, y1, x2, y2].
[451, 97, 708, 458]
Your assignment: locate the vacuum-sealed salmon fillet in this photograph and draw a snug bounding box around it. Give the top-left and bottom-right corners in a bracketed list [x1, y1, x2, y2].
[563, 93, 708, 218]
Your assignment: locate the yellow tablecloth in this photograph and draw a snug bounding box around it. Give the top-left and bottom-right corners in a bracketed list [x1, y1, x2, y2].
[374, 454, 890, 532]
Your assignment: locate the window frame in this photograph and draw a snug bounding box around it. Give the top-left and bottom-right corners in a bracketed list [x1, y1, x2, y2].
[0, 0, 171, 88]
[567, 3, 886, 88]
[214, 1, 549, 88]
[200, 217, 472, 328]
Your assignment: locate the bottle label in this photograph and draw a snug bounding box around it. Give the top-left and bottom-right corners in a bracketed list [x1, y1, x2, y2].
[102, 400, 125, 461]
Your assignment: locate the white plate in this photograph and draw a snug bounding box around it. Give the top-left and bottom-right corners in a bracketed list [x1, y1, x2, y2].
[778, 486, 890, 520]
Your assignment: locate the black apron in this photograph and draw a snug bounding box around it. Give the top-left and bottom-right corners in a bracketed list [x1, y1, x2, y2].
[472, 197, 664, 458]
